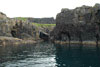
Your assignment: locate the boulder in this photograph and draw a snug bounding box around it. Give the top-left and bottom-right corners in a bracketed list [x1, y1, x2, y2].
[39, 31, 49, 41]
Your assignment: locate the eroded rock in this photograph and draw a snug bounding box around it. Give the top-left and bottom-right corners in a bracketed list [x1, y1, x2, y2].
[50, 3, 100, 44]
[0, 12, 39, 40]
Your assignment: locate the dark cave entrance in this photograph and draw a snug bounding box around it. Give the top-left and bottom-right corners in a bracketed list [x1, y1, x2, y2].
[11, 30, 17, 37]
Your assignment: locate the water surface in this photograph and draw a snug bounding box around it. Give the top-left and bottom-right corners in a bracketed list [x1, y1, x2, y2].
[0, 42, 100, 67]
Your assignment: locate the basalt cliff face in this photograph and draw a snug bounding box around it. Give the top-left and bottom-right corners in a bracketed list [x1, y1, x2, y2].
[50, 4, 100, 42]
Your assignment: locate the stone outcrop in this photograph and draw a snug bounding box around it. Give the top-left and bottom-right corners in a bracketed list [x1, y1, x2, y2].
[0, 12, 8, 20]
[0, 36, 36, 45]
[50, 3, 100, 44]
[0, 13, 15, 37]
[11, 20, 39, 40]
[0, 12, 39, 40]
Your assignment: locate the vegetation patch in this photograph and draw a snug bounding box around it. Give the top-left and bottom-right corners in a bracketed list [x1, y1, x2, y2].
[15, 17, 27, 21]
[32, 23, 56, 27]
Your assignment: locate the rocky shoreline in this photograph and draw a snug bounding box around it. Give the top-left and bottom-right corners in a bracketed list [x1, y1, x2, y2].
[0, 36, 38, 46]
[0, 11, 53, 45]
[0, 4, 100, 45]
[54, 40, 100, 45]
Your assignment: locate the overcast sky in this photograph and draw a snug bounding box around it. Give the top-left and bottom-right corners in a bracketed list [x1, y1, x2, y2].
[0, 0, 100, 18]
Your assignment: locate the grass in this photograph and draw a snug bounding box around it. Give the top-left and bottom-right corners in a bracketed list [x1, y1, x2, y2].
[32, 23, 56, 27]
[15, 17, 27, 21]
[14, 17, 56, 27]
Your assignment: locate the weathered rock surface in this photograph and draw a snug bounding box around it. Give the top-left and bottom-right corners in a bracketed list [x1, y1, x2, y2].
[0, 14, 15, 37]
[0, 36, 36, 45]
[11, 20, 39, 39]
[0, 12, 39, 40]
[0, 12, 8, 20]
[50, 4, 100, 43]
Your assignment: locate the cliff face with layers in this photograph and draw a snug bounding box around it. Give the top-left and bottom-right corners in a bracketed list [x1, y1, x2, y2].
[50, 4, 100, 42]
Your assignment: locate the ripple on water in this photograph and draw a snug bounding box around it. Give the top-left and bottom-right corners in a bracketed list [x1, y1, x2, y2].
[0, 43, 100, 67]
[1, 55, 56, 67]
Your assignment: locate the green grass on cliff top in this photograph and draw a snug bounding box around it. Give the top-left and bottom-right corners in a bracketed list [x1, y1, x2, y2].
[32, 23, 56, 27]
[15, 17, 56, 27]
[15, 17, 27, 21]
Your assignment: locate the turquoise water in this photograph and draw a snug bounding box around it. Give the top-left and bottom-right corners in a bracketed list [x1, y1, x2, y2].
[0, 42, 100, 67]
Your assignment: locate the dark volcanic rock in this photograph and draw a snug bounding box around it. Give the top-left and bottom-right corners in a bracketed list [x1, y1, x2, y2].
[50, 4, 100, 43]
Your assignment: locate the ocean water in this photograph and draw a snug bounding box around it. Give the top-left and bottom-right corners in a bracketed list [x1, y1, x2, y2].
[0, 42, 100, 67]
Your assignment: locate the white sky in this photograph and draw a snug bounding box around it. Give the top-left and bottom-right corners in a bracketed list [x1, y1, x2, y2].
[0, 0, 100, 18]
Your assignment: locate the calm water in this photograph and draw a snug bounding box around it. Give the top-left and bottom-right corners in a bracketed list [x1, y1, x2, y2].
[0, 42, 100, 67]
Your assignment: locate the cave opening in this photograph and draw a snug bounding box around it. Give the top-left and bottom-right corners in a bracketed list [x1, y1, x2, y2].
[11, 30, 16, 37]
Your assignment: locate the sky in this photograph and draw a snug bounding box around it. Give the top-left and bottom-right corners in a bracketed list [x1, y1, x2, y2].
[0, 0, 100, 18]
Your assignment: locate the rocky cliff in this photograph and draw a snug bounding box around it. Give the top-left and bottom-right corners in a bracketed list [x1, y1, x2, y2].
[50, 4, 100, 43]
[0, 13, 15, 37]
[0, 12, 39, 40]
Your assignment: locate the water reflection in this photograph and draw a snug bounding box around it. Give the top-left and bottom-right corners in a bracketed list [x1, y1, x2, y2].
[0, 42, 100, 67]
[0, 44, 35, 64]
[55, 44, 100, 67]
[0, 42, 56, 67]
